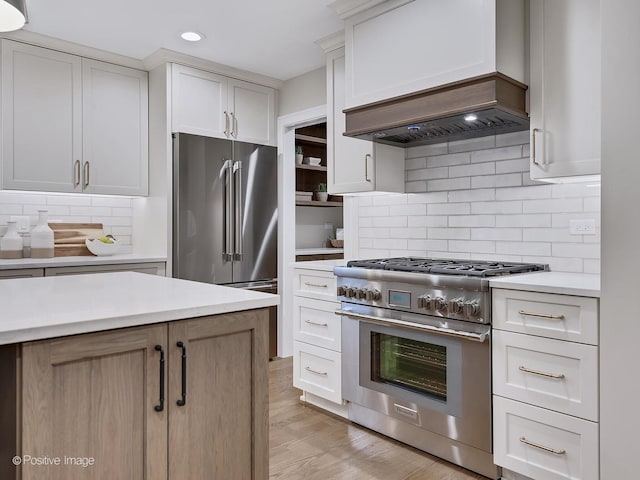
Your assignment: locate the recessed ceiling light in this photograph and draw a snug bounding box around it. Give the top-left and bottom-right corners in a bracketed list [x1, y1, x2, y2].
[181, 31, 204, 42]
[464, 114, 478, 122]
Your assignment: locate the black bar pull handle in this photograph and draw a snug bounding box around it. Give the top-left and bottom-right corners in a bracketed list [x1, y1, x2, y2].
[177, 341, 187, 406]
[154, 345, 165, 412]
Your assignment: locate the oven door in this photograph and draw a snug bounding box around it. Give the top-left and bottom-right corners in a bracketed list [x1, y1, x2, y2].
[340, 303, 492, 452]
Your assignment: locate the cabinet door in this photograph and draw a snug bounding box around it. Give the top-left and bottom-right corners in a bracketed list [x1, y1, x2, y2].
[227, 78, 276, 146]
[327, 49, 404, 194]
[82, 59, 149, 195]
[21, 324, 167, 480]
[529, 0, 601, 180]
[1, 40, 81, 193]
[0, 268, 43, 279]
[168, 310, 268, 480]
[44, 262, 166, 276]
[171, 64, 229, 139]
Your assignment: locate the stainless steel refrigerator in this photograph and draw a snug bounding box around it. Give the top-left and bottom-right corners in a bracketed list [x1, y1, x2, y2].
[172, 133, 278, 354]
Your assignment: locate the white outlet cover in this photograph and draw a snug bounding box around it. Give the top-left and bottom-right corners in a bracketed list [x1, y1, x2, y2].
[10, 215, 30, 233]
[569, 219, 597, 235]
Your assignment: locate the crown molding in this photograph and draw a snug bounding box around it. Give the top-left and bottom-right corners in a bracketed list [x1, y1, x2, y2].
[315, 31, 345, 53]
[142, 48, 283, 89]
[328, 0, 388, 19]
[1, 30, 145, 70]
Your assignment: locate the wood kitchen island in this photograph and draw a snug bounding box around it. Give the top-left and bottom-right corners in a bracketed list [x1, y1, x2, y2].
[0, 272, 279, 480]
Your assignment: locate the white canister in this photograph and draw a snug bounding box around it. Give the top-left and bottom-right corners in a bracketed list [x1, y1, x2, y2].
[0, 221, 24, 259]
[31, 210, 55, 258]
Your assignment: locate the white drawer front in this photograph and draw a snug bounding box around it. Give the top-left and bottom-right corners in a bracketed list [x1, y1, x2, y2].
[493, 289, 598, 345]
[293, 296, 341, 352]
[293, 341, 342, 404]
[493, 330, 598, 421]
[494, 396, 599, 480]
[294, 269, 337, 302]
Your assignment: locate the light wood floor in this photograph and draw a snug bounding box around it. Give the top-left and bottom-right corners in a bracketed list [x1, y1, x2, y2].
[269, 357, 486, 480]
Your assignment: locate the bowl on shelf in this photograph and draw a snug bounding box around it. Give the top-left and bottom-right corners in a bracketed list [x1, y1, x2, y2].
[303, 157, 322, 166]
[329, 239, 344, 248]
[85, 236, 120, 256]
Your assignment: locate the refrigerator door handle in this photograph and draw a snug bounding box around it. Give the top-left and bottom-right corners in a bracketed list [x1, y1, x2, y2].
[221, 159, 234, 261]
[233, 160, 243, 260]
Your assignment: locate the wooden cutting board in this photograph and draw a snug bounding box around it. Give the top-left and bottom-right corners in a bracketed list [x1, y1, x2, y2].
[49, 223, 104, 257]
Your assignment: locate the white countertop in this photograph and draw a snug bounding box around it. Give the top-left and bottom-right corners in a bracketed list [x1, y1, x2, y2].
[0, 253, 167, 270]
[296, 248, 344, 256]
[0, 272, 279, 345]
[489, 272, 600, 297]
[292, 258, 347, 272]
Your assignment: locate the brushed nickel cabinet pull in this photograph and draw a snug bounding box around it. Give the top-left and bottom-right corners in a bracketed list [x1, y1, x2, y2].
[519, 365, 565, 379]
[304, 282, 328, 288]
[532, 128, 541, 165]
[304, 319, 328, 327]
[224, 111, 230, 137]
[520, 436, 566, 455]
[364, 154, 372, 182]
[230, 112, 237, 138]
[304, 366, 328, 377]
[74, 160, 81, 187]
[83, 161, 90, 188]
[518, 310, 565, 320]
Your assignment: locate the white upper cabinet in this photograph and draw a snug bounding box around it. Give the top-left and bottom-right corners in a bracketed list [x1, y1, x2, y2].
[2, 41, 82, 193]
[529, 0, 601, 182]
[82, 59, 149, 196]
[343, 0, 525, 108]
[1, 40, 149, 196]
[171, 64, 276, 146]
[327, 48, 404, 194]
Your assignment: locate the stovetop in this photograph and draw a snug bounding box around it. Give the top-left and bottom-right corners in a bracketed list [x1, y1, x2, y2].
[346, 257, 547, 277]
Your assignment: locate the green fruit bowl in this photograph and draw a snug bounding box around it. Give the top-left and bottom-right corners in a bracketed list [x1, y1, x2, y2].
[85, 237, 120, 256]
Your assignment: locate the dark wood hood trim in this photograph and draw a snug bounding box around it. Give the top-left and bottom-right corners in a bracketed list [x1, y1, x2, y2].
[344, 73, 528, 137]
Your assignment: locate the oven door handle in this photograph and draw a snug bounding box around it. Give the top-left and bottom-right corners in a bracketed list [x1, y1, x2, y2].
[336, 309, 489, 343]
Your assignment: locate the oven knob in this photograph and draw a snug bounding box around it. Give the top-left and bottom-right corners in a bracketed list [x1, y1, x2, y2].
[417, 295, 431, 309]
[434, 296, 447, 311]
[448, 298, 464, 314]
[345, 287, 357, 298]
[365, 289, 381, 301]
[337, 286, 346, 297]
[356, 288, 367, 300]
[463, 300, 480, 317]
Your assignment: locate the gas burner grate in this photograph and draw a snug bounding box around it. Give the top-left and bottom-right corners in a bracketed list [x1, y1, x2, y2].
[347, 257, 547, 277]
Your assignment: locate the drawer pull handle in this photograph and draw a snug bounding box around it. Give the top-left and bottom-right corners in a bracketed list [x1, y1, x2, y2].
[305, 319, 328, 327]
[518, 310, 565, 320]
[304, 366, 328, 377]
[304, 282, 328, 288]
[519, 436, 566, 455]
[519, 365, 565, 379]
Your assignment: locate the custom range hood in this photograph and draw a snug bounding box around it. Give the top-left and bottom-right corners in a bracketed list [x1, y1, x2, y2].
[343, 73, 529, 147]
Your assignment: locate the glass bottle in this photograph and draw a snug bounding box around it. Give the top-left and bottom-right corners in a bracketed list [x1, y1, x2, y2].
[0, 221, 24, 259]
[30, 210, 55, 258]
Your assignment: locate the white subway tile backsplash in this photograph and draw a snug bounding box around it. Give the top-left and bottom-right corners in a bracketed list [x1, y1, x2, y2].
[47, 195, 92, 206]
[426, 203, 470, 216]
[471, 201, 522, 215]
[94, 216, 132, 226]
[449, 215, 496, 227]
[91, 197, 133, 207]
[355, 133, 600, 273]
[449, 161, 495, 178]
[358, 196, 374, 207]
[23, 205, 71, 216]
[427, 152, 470, 168]
[0, 204, 23, 215]
[427, 177, 470, 192]
[69, 206, 112, 217]
[470, 145, 522, 163]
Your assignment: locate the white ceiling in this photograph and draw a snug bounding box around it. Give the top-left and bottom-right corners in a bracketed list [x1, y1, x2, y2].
[23, 0, 343, 81]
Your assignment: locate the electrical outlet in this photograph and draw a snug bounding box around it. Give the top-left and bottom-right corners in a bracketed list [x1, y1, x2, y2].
[10, 215, 30, 233]
[570, 219, 596, 235]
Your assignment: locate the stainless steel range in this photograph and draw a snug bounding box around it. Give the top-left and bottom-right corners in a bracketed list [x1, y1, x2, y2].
[334, 258, 547, 479]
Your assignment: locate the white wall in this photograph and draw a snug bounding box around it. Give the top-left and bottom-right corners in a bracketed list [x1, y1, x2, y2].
[355, 132, 600, 273]
[278, 67, 326, 117]
[600, 0, 639, 477]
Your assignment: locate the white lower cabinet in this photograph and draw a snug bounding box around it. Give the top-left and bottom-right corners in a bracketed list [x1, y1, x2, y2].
[494, 396, 599, 480]
[492, 288, 600, 480]
[292, 266, 347, 417]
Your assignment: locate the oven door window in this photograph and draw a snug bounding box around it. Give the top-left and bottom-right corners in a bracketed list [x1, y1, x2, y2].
[373, 333, 447, 401]
[359, 322, 462, 416]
